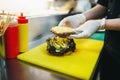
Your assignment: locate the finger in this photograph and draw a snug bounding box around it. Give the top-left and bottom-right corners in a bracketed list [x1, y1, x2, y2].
[59, 21, 71, 27]
[64, 21, 71, 27]
[58, 19, 66, 26]
[69, 32, 89, 38]
[73, 29, 83, 34]
[73, 26, 83, 34]
[72, 24, 84, 33]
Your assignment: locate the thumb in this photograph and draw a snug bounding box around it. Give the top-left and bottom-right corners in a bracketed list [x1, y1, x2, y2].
[58, 21, 71, 27]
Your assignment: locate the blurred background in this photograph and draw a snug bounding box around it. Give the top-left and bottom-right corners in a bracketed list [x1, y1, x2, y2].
[0, 0, 98, 41]
[0, 0, 97, 17]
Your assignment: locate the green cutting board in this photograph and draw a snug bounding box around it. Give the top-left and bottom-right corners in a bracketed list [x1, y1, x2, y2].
[17, 39, 103, 80]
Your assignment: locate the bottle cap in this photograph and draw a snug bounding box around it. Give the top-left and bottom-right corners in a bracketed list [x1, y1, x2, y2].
[9, 19, 17, 26]
[18, 13, 28, 23]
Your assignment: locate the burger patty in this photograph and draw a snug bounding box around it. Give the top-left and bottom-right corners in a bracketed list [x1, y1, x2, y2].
[46, 36, 76, 56]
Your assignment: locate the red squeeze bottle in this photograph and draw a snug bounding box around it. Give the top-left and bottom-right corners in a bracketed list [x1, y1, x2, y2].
[4, 19, 19, 58]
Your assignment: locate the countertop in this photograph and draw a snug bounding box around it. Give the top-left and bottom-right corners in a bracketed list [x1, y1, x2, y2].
[0, 14, 104, 80]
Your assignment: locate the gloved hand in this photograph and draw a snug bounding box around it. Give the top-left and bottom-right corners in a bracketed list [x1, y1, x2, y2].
[70, 18, 106, 38]
[58, 14, 86, 28]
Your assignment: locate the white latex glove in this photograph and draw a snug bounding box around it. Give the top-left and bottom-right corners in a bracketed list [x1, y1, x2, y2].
[58, 14, 86, 28]
[70, 18, 106, 38]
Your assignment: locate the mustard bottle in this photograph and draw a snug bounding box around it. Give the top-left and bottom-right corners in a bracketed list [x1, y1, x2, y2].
[17, 13, 28, 52]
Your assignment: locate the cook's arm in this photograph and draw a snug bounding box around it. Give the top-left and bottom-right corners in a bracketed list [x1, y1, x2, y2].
[105, 19, 120, 30]
[83, 4, 120, 30]
[70, 4, 120, 38]
[83, 4, 107, 20]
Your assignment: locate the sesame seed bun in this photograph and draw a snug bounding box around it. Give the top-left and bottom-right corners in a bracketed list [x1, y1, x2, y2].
[51, 26, 75, 37]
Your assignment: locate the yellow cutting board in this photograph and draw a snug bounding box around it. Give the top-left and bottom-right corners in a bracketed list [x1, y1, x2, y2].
[17, 39, 103, 80]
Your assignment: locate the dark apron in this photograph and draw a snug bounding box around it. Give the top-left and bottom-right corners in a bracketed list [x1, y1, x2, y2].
[103, 0, 120, 63]
[99, 0, 120, 79]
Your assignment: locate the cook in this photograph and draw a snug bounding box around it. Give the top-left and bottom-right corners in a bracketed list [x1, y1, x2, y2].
[58, 0, 120, 80]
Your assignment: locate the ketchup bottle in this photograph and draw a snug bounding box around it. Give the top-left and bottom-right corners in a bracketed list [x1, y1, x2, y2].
[17, 13, 28, 52]
[4, 19, 19, 58]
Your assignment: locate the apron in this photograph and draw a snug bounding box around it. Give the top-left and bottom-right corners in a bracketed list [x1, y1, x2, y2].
[99, 0, 120, 79]
[96, 0, 120, 80]
[103, 0, 120, 63]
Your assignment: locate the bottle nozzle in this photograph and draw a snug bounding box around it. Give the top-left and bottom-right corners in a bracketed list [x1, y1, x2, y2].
[20, 12, 23, 16]
[17, 12, 28, 23]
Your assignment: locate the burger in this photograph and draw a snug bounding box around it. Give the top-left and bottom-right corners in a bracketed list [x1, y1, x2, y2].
[46, 26, 76, 56]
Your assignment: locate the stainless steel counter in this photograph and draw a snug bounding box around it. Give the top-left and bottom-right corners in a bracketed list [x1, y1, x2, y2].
[0, 13, 98, 80]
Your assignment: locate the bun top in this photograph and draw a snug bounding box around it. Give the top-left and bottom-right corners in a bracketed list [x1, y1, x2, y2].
[51, 26, 75, 37]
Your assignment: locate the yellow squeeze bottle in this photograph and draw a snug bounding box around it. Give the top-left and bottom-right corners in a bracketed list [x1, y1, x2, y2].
[18, 13, 28, 52]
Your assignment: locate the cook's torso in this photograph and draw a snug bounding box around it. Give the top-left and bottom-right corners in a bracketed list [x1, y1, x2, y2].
[104, 0, 120, 59]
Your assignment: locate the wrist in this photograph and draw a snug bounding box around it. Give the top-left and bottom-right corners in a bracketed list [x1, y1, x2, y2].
[75, 14, 86, 24]
[99, 18, 106, 30]
[80, 14, 86, 23]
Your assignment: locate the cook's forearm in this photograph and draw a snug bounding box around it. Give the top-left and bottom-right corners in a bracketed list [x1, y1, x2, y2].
[83, 4, 107, 20]
[105, 19, 120, 30]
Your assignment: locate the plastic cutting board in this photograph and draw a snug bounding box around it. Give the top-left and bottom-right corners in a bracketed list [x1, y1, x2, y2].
[17, 39, 103, 80]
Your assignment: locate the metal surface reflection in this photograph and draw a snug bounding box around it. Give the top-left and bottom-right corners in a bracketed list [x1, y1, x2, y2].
[0, 36, 5, 58]
[0, 56, 7, 80]
[5, 58, 79, 80]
